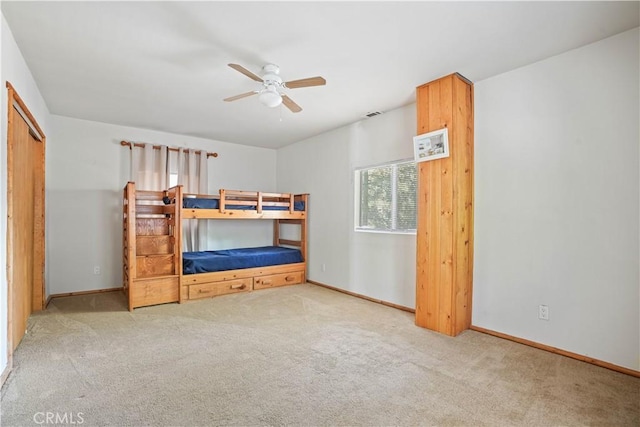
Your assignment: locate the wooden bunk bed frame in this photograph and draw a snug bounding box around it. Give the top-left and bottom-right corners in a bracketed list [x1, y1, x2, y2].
[123, 182, 308, 311]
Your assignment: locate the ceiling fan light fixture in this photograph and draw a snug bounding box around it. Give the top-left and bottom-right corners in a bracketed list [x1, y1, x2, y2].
[258, 85, 282, 108]
[225, 63, 325, 113]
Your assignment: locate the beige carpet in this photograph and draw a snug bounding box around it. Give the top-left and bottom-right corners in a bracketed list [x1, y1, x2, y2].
[1, 284, 638, 426]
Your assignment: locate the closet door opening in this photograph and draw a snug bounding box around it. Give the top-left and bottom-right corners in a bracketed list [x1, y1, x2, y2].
[6, 83, 46, 358]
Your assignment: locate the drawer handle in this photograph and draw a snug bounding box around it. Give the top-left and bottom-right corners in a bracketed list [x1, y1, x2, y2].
[285, 275, 296, 282]
[230, 283, 246, 290]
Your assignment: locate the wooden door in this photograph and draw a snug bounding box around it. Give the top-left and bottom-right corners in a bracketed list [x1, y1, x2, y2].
[10, 113, 35, 350]
[7, 83, 46, 354]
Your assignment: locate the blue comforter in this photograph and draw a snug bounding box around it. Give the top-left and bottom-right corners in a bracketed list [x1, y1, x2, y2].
[183, 246, 303, 275]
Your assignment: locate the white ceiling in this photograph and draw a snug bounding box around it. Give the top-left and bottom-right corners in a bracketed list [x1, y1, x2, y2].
[2, 1, 638, 149]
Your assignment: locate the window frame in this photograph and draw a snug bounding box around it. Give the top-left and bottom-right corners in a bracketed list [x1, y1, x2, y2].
[353, 158, 417, 235]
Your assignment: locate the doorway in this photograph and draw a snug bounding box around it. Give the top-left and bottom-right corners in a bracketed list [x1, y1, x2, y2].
[6, 82, 46, 359]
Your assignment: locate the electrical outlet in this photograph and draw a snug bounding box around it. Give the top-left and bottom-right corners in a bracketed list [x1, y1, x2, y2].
[93, 266, 101, 275]
[321, 263, 326, 272]
[538, 304, 549, 321]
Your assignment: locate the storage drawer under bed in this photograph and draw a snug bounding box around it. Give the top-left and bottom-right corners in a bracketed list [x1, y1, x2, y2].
[188, 277, 252, 300]
[254, 271, 304, 290]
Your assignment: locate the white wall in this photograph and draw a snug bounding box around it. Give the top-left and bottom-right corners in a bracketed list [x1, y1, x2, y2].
[48, 115, 277, 295]
[473, 28, 639, 370]
[277, 105, 417, 308]
[1, 14, 52, 378]
[278, 28, 639, 370]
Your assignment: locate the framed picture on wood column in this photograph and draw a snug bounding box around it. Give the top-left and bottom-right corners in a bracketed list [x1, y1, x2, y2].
[413, 127, 449, 162]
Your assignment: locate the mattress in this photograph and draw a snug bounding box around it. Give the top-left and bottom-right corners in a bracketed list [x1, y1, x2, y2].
[183, 246, 304, 275]
[183, 197, 305, 211]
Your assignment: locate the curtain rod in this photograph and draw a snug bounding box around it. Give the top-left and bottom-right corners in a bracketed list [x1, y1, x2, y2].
[120, 140, 218, 158]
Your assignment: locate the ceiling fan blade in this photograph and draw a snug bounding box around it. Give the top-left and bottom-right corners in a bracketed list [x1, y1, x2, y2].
[223, 91, 258, 102]
[228, 63, 263, 82]
[282, 95, 302, 113]
[284, 76, 326, 89]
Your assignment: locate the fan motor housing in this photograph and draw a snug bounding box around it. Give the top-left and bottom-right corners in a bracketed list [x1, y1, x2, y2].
[262, 64, 283, 87]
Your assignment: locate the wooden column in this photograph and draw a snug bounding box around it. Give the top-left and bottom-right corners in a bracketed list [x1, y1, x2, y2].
[415, 73, 474, 336]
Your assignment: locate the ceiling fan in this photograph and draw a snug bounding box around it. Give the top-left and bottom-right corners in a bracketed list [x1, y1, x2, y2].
[223, 63, 326, 113]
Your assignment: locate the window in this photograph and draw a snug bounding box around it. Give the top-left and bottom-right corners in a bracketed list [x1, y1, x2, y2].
[168, 150, 179, 187]
[355, 160, 417, 233]
[169, 173, 178, 188]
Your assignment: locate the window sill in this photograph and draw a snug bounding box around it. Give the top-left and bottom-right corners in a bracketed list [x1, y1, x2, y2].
[354, 228, 416, 236]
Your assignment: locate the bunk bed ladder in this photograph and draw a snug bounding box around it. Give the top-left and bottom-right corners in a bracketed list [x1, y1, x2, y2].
[124, 182, 181, 310]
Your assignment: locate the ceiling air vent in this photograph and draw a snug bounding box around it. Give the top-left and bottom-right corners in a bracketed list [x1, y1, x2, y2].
[364, 111, 384, 118]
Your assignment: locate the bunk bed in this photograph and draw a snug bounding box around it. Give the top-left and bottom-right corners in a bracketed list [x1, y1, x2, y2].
[123, 182, 308, 311]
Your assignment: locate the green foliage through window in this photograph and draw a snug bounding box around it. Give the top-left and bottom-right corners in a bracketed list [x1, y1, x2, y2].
[356, 160, 417, 233]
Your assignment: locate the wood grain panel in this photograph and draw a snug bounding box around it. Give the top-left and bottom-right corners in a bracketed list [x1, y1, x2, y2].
[300, 194, 308, 269]
[136, 235, 172, 255]
[188, 278, 252, 299]
[135, 190, 164, 200]
[124, 183, 136, 308]
[180, 282, 189, 302]
[6, 95, 14, 353]
[124, 183, 183, 310]
[437, 77, 454, 335]
[124, 185, 131, 290]
[273, 219, 280, 246]
[254, 271, 303, 290]
[172, 186, 183, 302]
[130, 276, 179, 308]
[135, 204, 171, 215]
[453, 77, 474, 333]
[182, 208, 305, 220]
[31, 131, 45, 312]
[415, 84, 430, 328]
[136, 218, 169, 235]
[415, 74, 474, 337]
[182, 263, 305, 286]
[10, 113, 34, 350]
[136, 255, 175, 277]
[7, 83, 48, 357]
[467, 80, 475, 333]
